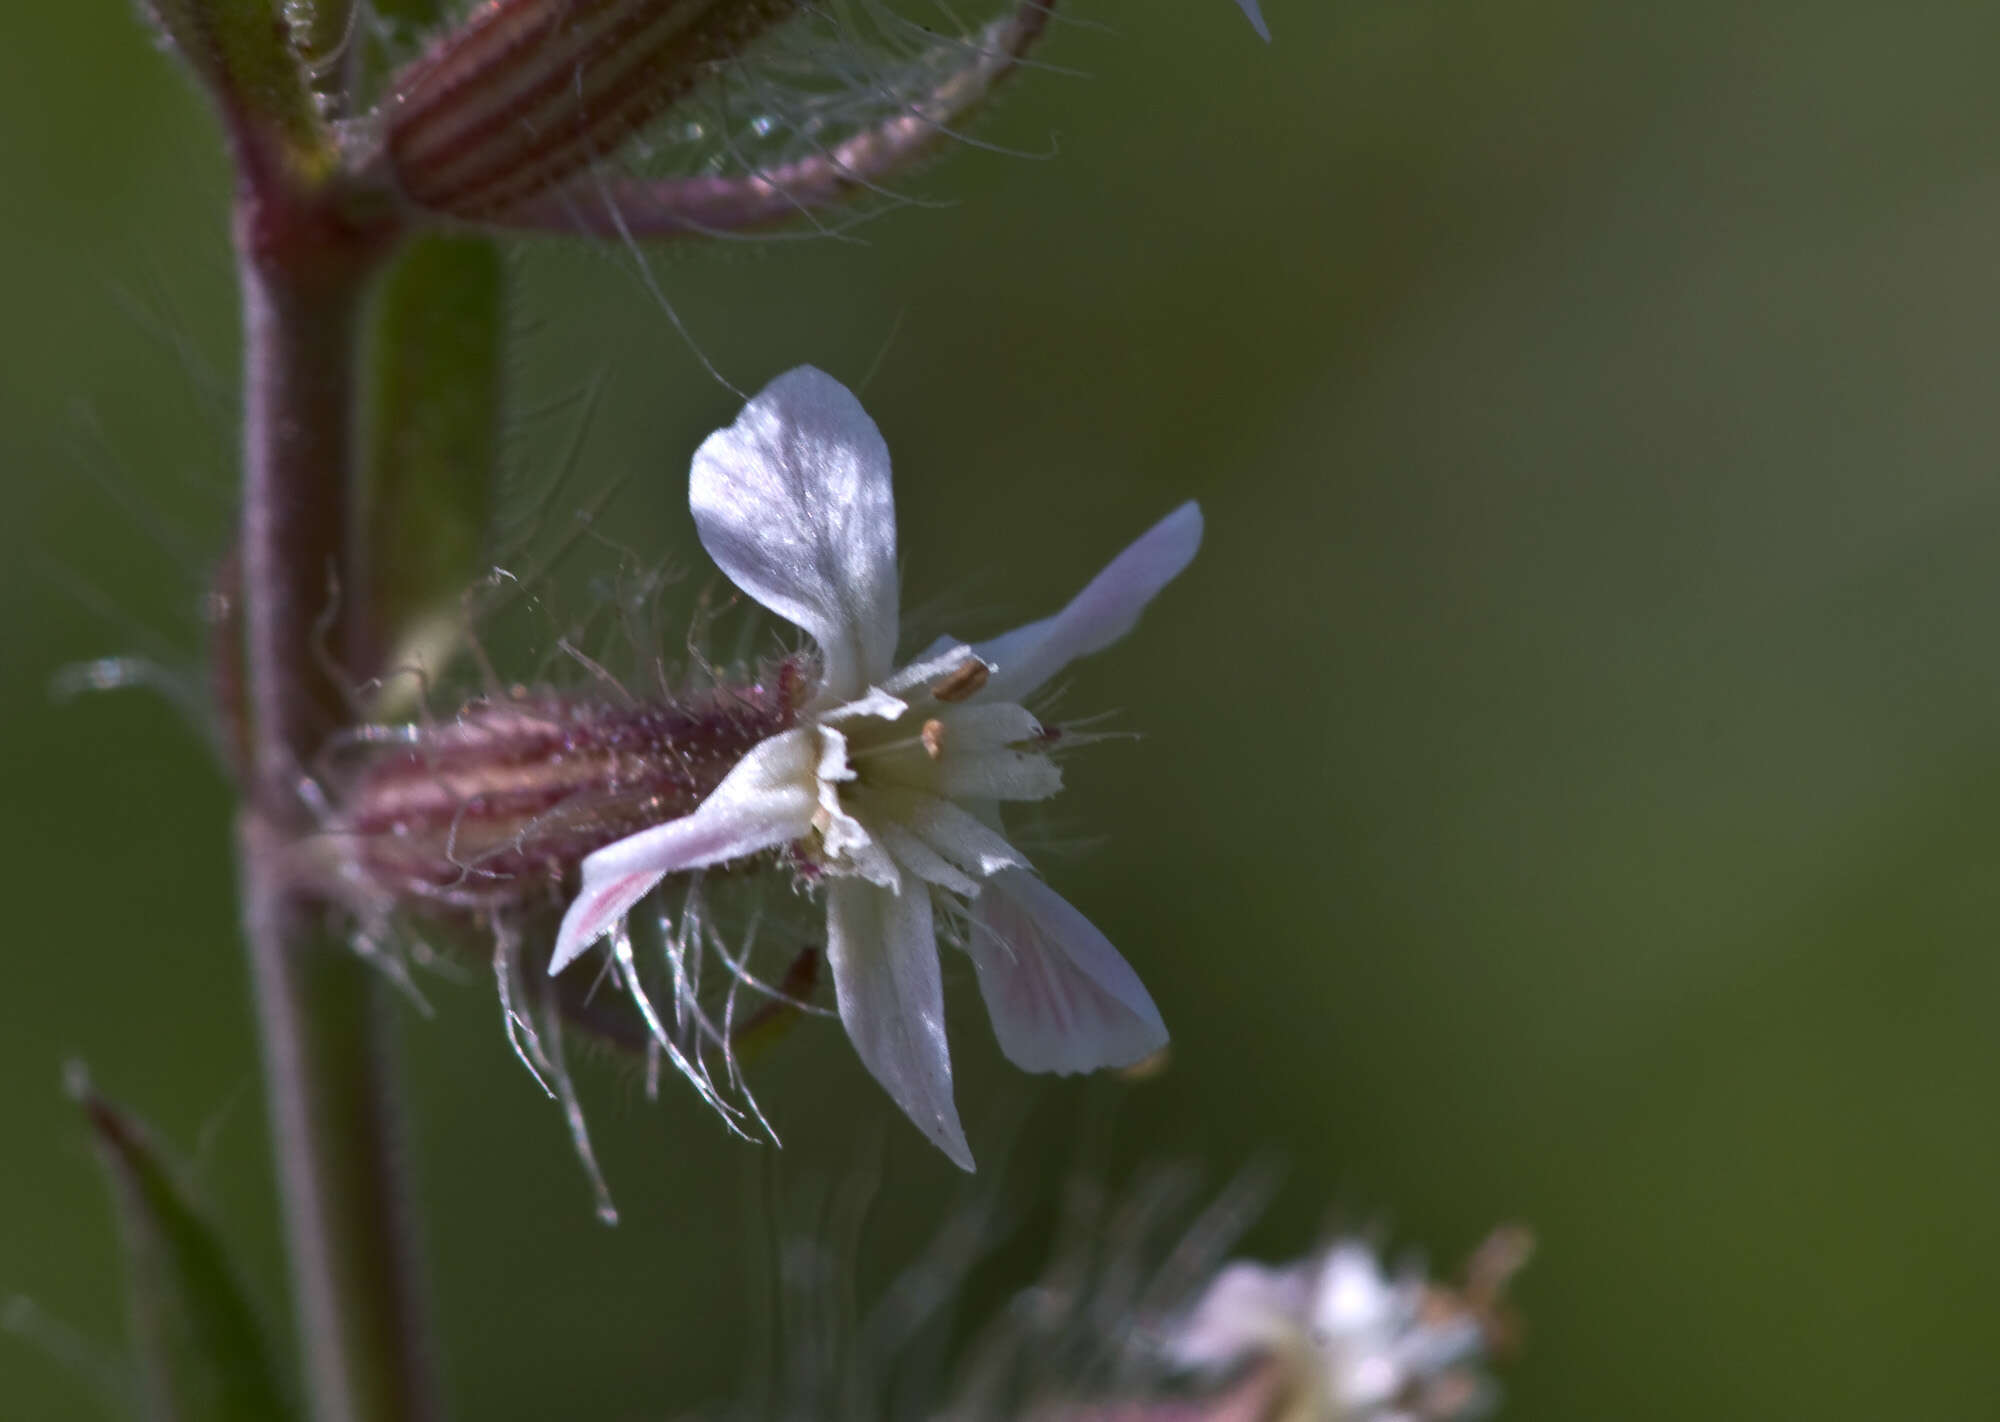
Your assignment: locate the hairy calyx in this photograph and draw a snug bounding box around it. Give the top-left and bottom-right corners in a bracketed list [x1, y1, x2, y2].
[329, 661, 807, 914]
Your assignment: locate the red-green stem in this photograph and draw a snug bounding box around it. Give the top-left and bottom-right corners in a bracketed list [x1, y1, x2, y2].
[235, 156, 433, 1422]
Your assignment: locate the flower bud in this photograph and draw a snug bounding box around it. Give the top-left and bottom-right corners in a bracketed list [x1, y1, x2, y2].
[381, 0, 802, 222]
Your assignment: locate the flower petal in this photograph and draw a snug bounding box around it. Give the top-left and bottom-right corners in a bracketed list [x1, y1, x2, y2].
[548, 730, 819, 974]
[875, 822, 980, 896]
[937, 749, 1063, 802]
[818, 686, 909, 724]
[974, 502, 1203, 705]
[934, 701, 1042, 750]
[857, 787, 1029, 879]
[967, 869, 1167, 1075]
[826, 880, 974, 1170]
[689, 367, 900, 703]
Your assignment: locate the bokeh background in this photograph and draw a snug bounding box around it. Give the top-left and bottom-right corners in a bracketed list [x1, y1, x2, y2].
[9, 1, 2000, 1417]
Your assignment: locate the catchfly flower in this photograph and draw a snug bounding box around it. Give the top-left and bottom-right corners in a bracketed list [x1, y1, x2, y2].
[547, 367, 1201, 1168]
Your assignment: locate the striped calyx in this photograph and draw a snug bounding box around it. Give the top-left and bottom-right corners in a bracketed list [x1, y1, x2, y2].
[383, 0, 799, 221]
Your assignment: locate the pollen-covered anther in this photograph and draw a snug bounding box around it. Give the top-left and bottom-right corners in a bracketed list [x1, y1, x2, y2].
[380, 0, 801, 222]
[919, 718, 947, 760]
[929, 658, 990, 703]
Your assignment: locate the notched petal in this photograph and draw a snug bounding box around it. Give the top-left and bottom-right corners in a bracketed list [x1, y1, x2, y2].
[690, 367, 900, 704]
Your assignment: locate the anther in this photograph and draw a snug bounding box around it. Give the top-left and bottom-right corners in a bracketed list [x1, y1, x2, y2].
[920, 719, 947, 760]
[929, 658, 990, 704]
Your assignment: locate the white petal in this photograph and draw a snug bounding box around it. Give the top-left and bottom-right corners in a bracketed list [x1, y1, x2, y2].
[813, 723, 856, 786]
[689, 367, 900, 703]
[548, 730, 819, 974]
[938, 749, 1063, 802]
[975, 502, 1203, 706]
[818, 686, 909, 724]
[968, 870, 1167, 1075]
[805, 725, 897, 887]
[876, 822, 980, 896]
[861, 787, 1028, 879]
[933, 702, 1042, 751]
[821, 806, 903, 891]
[1233, 0, 1271, 42]
[826, 880, 974, 1170]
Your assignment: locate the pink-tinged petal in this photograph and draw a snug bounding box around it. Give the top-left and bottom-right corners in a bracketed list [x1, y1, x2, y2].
[1235, 0, 1272, 42]
[968, 870, 1167, 1075]
[826, 880, 974, 1170]
[548, 869, 669, 979]
[549, 731, 819, 974]
[975, 503, 1203, 705]
[690, 368, 900, 704]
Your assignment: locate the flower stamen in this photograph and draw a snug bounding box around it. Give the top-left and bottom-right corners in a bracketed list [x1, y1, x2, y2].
[929, 657, 990, 703]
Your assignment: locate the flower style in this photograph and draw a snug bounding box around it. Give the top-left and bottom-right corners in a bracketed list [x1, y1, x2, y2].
[547, 367, 1202, 1168]
[1171, 1234, 1526, 1422]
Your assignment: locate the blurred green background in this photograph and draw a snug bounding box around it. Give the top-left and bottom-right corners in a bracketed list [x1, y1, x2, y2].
[9, 1, 2000, 1417]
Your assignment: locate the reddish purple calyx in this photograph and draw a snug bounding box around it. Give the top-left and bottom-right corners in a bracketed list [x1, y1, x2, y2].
[336, 661, 805, 911]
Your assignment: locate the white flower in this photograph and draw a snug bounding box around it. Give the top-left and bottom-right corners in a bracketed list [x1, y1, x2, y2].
[548, 366, 1202, 1169]
[1172, 1240, 1498, 1422]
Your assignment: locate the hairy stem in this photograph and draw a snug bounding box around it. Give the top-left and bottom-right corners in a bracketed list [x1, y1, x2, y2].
[236, 173, 432, 1421]
[242, 822, 437, 1422]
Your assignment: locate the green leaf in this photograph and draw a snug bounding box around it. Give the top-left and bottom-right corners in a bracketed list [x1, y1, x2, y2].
[70, 1067, 297, 1422]
[360, 235, 505, 713]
